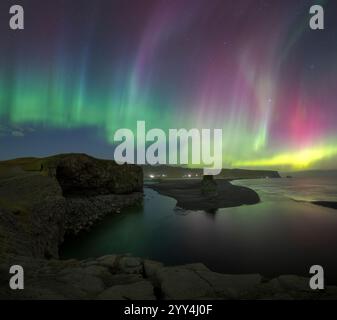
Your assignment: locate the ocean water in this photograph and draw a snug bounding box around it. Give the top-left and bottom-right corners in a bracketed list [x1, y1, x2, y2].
[233, 177, 337, 202]
[60, 177, 337, 284]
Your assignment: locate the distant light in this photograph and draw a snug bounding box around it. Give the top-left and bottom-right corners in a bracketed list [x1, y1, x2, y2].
[188, 174, 192, 178]
[149, 174, 155, 179]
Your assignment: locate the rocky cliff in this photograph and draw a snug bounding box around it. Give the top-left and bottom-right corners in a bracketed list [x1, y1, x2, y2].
[0, 154, 143, 261]
[43, 154, 143, 196]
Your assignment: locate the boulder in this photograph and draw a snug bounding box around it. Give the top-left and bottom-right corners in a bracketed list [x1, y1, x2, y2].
[117, 257, 143, 274]
[97, 255, 118, 269]
[144, 260, 164, 279]
[57, 268, 105, 295]
[195, 272, 262, 299]
[155, 266, 215, 299]
[97, 280, 155, 300]
[108, 274, 144, 286]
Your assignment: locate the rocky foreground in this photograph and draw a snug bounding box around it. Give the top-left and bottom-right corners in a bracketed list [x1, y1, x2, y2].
[0, 154, 337, 299]
[3, 254, 337, 300]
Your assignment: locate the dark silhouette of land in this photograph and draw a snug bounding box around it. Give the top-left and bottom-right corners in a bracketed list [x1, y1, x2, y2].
[148, 178, 260, 211]
[143, 165, 280, 180]
[311, 201, 337, 210]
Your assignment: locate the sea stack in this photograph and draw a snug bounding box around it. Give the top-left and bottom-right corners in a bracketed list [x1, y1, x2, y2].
[201, 175, 218, 197]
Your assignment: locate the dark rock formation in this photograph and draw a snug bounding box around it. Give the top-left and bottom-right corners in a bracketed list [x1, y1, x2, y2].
[150, 179, 260, 211]
[201, 175, 218, 197]
[65, 193, 143, 235]
[42, 154, 143, 196]
[1, 254, 337, 300]
[0, 154, 143, 261]
[294, 199, 337, 211]
[311, 201, 337, 210]
[0, 172, 66, 260]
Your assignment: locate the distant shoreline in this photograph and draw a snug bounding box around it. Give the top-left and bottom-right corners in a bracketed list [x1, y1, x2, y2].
[311, 201, 337, 210]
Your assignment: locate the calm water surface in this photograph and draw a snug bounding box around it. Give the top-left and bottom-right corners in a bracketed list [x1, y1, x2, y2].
[61, 177, 337, 283]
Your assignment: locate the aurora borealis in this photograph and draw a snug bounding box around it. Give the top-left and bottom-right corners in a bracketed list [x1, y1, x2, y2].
[0, 0, 337, 170]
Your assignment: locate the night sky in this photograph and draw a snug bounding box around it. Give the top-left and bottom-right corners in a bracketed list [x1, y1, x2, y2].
[0, 0, 336, 170]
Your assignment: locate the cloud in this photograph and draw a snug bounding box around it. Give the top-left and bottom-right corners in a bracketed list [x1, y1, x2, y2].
[11, 130, 25, 137]
[0, 123, 35, 137]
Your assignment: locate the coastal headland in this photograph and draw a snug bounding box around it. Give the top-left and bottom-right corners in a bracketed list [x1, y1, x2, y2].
[0, 154, 336, 299]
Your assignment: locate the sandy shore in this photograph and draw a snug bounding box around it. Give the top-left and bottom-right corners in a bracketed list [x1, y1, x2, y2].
[148, 178, 260, 211]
